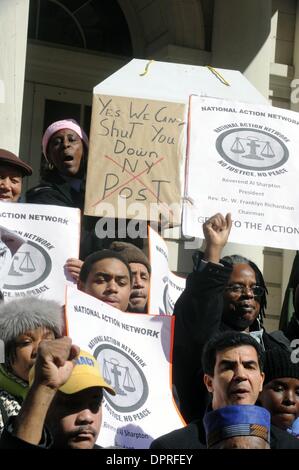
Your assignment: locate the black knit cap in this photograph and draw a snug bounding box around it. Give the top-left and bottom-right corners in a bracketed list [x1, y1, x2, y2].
[263, 348, 299, 384]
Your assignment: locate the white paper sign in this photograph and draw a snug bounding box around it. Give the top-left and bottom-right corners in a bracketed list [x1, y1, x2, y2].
[0, 202, 80, 302]
[167, 271, 186, 314]
[66, 287, 184, 448]
[183, 96, 299, 249]
[148, 226, 185, 315]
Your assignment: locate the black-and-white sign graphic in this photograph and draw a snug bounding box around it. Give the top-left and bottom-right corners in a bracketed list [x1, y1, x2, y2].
[216, 128, 289, 171]
[95, 344, 148, 413]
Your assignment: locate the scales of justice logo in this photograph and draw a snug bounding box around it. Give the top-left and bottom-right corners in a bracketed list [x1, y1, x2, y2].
[216, 128, 289, 171]
[94, 344, 149, 413]
[3, 241, 52, 290]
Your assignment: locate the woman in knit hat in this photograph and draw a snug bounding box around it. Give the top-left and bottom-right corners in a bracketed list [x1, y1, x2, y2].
[259, 347, 299, 432]
[26, 119, 102, 279]
[0, 297, 63, 434]
[26, 119, 88, 209]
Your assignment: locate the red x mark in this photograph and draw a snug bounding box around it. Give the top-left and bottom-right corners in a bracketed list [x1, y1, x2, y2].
[92, 155, 173, 216]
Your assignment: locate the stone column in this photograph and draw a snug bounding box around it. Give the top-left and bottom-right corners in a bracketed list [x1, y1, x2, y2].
[0, 0, 29, 154]
[212, 0, 272, 98]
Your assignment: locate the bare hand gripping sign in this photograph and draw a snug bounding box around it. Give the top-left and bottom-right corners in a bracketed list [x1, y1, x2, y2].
[85, 95, 185, 224]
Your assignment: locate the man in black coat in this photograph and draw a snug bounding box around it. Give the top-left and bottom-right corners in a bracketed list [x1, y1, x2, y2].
[173, 213, 290, 424]
[151, 331, 299, 449]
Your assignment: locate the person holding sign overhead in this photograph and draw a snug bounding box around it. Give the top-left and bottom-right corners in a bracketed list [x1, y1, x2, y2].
[173, 212, 291, 424]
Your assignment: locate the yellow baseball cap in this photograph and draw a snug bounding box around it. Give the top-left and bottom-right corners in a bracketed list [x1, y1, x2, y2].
[29, 350, 115, 396]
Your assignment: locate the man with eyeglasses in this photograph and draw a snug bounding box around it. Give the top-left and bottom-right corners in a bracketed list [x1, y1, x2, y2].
[173, 212, 290, 424]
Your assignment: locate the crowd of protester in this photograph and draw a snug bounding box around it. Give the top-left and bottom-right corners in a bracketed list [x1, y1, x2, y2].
[0, 119, 298, 449]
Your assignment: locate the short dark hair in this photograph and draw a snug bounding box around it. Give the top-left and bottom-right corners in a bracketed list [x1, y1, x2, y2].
[202, 331, 264, 376]
[79, 249, 132, 284]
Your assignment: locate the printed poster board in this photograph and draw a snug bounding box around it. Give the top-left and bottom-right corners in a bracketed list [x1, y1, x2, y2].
[66, 287, 184, 448]
[183, 96, 299, 249]
[0, 202, 80, 302]
[148, 226, 185, 315]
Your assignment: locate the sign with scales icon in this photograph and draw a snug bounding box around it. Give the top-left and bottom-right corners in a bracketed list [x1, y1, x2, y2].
[183, 96, 299, 250]
[99, 347, 148, 413]
[12, 251, 36, 273]
[7, 244, 49, 285]
[66, 287, 184, 449]
[231, 136, 274, 159]
[216, 127, 288, 171]
[0, 202, 80, 302]
[103, 358, 136, 395]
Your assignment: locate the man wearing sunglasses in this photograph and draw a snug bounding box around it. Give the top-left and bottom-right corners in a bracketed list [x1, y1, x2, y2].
[173, 212, 290, 424]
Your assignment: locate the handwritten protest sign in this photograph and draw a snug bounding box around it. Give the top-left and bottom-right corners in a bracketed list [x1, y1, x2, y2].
[148, 226, 185, 315]
[66, 287, 184, 448]
[183, 96, 299, 249]
[85, 59, 267, 228]
[85, 95, 186, 224]
[0, 202, 80, 302]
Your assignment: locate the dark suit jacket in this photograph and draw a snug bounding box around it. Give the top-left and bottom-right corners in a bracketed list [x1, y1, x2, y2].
[150, 419, 299, 449]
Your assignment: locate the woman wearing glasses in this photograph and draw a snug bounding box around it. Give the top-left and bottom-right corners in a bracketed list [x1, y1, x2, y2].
[172, 212, 291, 425]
